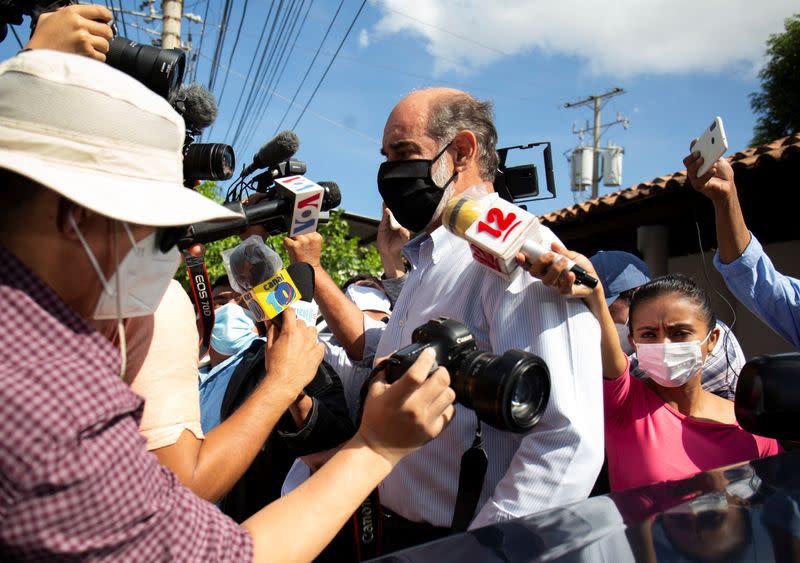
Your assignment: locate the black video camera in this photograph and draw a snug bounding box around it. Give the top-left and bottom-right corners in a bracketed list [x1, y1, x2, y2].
[178, 180, 341, 248]
[29, 1, 185, 99]
[382, 318, 551, 433]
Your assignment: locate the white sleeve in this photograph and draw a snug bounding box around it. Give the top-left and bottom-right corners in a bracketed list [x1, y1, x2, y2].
[362, 313, 387, 365]
[470, 233, 604, 528]
[324, 313, 385, 421]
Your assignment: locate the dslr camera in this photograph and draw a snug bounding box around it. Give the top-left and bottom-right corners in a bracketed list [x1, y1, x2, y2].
[29, 0, 185, 99]
[383, 318, 550, 433]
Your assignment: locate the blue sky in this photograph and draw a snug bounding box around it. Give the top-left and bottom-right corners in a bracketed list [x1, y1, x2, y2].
[3, 0, 797, 220]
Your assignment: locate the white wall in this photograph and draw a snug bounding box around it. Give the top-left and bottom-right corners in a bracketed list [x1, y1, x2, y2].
[668, 239, 800, 359]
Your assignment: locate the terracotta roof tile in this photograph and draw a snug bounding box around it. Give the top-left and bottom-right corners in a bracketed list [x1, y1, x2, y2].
[540, 134, 800, 227]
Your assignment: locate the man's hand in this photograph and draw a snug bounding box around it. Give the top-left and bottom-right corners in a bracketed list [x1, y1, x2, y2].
[239, 192, 270, 240]
[683, 140, 750, 263]
[682, 140, 737, 204]
[377, 205, 410, 278]
[358, 348, 456, 466]
[264, 308, 324, 401]
[284, 232, 323, 268]
[27, 5, 113, 62]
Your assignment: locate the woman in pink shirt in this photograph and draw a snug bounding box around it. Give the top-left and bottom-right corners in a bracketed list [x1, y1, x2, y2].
[522, 244, 780, 492]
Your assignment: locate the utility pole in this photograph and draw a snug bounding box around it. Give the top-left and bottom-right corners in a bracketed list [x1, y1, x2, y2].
[564, 88, 625, 199]
[161, 0, 182, 49]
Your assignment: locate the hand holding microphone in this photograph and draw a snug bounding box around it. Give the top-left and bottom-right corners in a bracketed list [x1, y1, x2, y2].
[442, 195, 597, 287]
[516, 239, 598, 289]
[265, 307, 325, 402]
[517, 242, 601, 299]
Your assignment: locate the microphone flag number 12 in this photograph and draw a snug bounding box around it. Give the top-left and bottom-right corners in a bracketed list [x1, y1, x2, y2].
[275, 175, 325, 237]
[464, 197, 539, 279]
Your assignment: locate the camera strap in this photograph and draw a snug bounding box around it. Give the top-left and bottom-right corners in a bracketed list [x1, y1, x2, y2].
[451, 419, 488, 532]
[358, 361, 488, 533]
[182, 249, 215, 356]
[353, 487, 383, 561]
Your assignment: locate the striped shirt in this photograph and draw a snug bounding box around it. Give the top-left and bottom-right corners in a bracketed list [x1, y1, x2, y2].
[365, 206, 604, 529]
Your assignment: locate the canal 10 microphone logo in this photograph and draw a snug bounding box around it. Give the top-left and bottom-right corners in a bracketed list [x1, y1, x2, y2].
[242, 268, 301, 322]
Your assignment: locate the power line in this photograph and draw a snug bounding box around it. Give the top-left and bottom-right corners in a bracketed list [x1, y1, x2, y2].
[9, 25, 23, 49]
[240, 0, 313, 147]
[213, 0, 249, 108]
[273, 0, 345, 134]
[239, 0, 311, 149]
[217, 2, 276, 140]
[228, 0, 290, 146]
[291, 0, 367, 130]
[188, 0, 211, 82]
[207, 0, 232, 93]
[289, 44, 539, 103]
[114, 0, 129, 39]
[197, 50, 379, 145]
[383, 6, 509, 57]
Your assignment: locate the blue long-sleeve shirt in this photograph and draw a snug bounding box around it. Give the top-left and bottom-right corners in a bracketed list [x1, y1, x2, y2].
[714, 233, 800, 349]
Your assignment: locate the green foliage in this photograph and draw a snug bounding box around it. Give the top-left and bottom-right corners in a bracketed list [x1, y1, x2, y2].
[307, 209, 383, 287]
[175, 183, 382, 291]
[750, 14, 800, 147]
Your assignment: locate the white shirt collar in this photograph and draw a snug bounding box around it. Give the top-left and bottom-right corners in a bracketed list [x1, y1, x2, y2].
[402, 225, 459, 268]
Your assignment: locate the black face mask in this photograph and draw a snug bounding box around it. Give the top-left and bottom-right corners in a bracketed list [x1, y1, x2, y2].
[377, 141, 457, 233]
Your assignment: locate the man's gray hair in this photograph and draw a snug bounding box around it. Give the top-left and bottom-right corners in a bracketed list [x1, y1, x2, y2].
[426, 93, 499, 181]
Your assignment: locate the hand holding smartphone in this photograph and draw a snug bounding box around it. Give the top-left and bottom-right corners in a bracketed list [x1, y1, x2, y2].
[692, 117, 728, 176]
[387, 209, 402, 231]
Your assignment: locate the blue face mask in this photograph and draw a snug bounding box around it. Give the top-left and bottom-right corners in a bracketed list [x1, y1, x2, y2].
[211, 303, 257, 356]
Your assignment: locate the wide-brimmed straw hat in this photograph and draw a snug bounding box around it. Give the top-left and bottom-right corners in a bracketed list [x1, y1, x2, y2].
[0, 49, 241, 227]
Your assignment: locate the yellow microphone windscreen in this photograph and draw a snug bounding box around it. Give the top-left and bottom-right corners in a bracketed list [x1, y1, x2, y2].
[443, 197, 482, 236]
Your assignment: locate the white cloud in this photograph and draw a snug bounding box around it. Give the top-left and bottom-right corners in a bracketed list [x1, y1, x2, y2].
[358, 28, 370, 48]
[371, 0, 797, 77]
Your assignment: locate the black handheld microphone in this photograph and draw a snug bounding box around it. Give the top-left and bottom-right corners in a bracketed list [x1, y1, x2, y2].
[282, 262, 331, 395]
[252, 159, 307, 192]
[183, 181, 341, 245]
[241, 131, 300, 177]
[317, 181, 342, 209]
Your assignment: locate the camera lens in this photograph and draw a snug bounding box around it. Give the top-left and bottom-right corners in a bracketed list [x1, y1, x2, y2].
[106, 36, 186, 99]
[453, 349, 550, 433]
[505, 353, 550, 430]
[184, 143, 235, 180]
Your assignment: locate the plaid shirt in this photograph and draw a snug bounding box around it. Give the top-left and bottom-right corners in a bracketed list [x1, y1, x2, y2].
[0, 246, 253, 562]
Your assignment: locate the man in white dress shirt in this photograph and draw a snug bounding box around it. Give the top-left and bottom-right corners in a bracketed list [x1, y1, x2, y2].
[285, 87, 603, 554]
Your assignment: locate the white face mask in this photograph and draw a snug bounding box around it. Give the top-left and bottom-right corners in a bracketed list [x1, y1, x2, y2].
[615, 323, 635, 355]
[70, 215, 180, 320]
[635, 331, 711, 388]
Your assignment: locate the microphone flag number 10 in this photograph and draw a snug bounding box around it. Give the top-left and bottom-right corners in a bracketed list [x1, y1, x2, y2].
[242, 268, 301, 322]
[275, 175, 325, 236]
[465, 198, 540, 280]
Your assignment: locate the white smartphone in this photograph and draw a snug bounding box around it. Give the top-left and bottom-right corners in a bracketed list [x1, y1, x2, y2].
[693, 117, 728, 176]
[387, 209, 402, 231]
